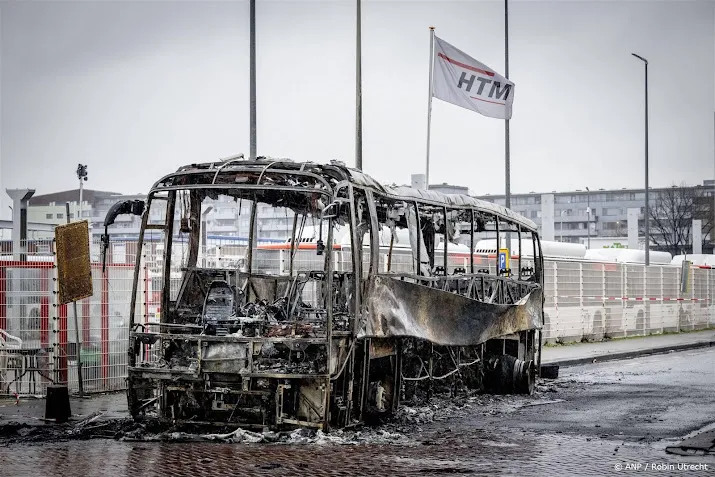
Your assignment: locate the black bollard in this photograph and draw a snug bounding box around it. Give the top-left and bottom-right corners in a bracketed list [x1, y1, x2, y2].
[540, 364, 559, 380]
[45, 385, 72, 423]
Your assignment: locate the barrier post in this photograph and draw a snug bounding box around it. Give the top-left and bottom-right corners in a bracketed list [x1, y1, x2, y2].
[57, 304, 68, 385]
[710, 270, 714, 327]
[0, 267, 6, 332]
[142, 252, 150, 362]
[643, 264, 647, 336]
[51, 241, 68, 385]
[709, 270, 713, 327]
[101, 268, 109, 385]
[579, 262, 584, 337]
[553, 261, 558, 339]
[82, 299, 90, 346]
[40, 268, 50, 393]
[691, 266, 696, 330]
[677, 265, 682, 332]
[660, 266, 664, 334]
[46, 262, 56, 388]
[622, 264, 628, 335]
[601, 263, 606, 335]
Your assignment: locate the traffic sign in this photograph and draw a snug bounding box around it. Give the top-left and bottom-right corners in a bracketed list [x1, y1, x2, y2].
[499, 248, 510, 274]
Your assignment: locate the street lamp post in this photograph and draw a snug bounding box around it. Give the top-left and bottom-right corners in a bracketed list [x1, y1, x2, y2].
[249, 0, 257, 160]
[355, 0, 363, 171]
[560, 210, 566, 242]
[586, 187, 591, 249]
[71, 164, 87, 398]
[632, 53, 650, 266]
[76, 164, 88, 221]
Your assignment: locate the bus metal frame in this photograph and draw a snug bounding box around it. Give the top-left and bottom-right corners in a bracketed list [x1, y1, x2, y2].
[103, 158, 545, 430]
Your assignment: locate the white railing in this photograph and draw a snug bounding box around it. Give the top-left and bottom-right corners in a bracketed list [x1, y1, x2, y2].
[1, 239, 713, 396]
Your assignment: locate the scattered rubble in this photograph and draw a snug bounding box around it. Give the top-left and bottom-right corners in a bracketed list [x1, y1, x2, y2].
[0, 379, 572, 446]
[396, 383, 570, 426]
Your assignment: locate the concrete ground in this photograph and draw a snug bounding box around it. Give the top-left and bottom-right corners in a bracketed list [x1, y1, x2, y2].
[0, 391, 127, 427]
[541, 329, 715, 366]
[1, 346, 714, 476]
[1, 330, 713, 429]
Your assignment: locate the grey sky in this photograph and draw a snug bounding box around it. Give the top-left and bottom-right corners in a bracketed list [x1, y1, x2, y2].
[1, 1, 714, 220]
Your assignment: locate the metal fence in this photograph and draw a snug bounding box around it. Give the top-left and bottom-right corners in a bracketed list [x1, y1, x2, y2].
[1, 240, 135, 397]
[543, 259, 714, 342]
[1, 240, 714, 396]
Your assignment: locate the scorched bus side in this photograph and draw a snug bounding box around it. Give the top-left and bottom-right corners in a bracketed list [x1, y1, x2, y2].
[101, 157, 545, 430]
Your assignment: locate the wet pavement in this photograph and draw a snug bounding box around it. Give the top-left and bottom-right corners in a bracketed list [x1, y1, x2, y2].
[1, 348, 715, 476]
[0, 430, 708, 477]
[541, 329, 715, 366]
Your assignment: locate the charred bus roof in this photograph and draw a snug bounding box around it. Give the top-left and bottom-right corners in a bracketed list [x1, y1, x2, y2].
[146, 157, 538, 233]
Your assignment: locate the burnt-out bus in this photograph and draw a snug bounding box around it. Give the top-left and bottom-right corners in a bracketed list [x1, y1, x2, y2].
[101, 157, 545, 430]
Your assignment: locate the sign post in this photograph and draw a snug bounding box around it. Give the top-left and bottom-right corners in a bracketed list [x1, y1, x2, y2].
[55, 217, 93, 397]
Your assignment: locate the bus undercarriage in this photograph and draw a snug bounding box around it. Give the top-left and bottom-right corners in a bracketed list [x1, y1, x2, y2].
[104, 158, 544, 430]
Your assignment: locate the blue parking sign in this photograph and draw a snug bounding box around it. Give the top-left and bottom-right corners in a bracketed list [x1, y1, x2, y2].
[498, 248, 510, 273]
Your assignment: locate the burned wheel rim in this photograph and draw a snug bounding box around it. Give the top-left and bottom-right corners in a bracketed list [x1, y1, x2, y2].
[485, 355, 534, 395]
[513, 359, 535, 395]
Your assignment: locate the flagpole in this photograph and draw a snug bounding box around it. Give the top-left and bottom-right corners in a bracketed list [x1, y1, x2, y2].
[504, 0, 512, 255]
[504, 0, 510, 211]
[249, 0, 257, 160]
[425, 26, 435, 189]
[355, 0, 363, 170]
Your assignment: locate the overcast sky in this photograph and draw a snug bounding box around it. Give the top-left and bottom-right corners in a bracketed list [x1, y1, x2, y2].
[1, 0, 714, 220]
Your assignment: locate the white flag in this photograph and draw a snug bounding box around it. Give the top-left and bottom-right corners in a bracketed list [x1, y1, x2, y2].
[432, 36, 514, 120]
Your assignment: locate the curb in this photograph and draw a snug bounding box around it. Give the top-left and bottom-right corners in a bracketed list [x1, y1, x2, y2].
[543, 340, 715, 368]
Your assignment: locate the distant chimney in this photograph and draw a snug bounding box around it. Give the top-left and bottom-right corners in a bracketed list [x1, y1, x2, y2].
[411, 174, 427, 190]
[6, 189, 35, 261]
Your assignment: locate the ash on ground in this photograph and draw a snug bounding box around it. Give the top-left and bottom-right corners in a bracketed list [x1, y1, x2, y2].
[0, 379, 571, 446]
[395, 382, 567, 427]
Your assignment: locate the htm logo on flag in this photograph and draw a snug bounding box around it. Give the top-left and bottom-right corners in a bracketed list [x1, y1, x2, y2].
[432, 36, 514, 120]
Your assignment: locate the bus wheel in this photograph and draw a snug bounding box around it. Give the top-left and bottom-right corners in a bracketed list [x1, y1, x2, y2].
[514, 359, 535, 395]
[485, 355, 535, 395]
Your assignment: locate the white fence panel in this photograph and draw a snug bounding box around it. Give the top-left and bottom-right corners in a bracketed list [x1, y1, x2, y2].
[3, 239, 715, 395]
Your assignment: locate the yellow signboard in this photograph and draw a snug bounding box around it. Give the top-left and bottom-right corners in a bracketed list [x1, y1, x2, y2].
[55, 220, 93, 304]
[498, 248, 510, 275]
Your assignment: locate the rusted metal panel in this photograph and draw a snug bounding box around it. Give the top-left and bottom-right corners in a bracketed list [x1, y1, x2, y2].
[201, 343, 249, 373]
[360, 275, 542, 346]
[369, 338, 397, 359]
[55, 221, 93, 304]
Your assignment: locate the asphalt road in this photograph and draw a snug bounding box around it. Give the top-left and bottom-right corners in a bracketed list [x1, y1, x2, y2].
[469, 347, 715, 440]
[1, 348, 714, 476]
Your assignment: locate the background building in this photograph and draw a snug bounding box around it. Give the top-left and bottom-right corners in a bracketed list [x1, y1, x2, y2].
[473, 180, 714, 253]
[429, 183, 469, 196]
[10, 188, 294, 244]
[5, 179, 713, 254]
